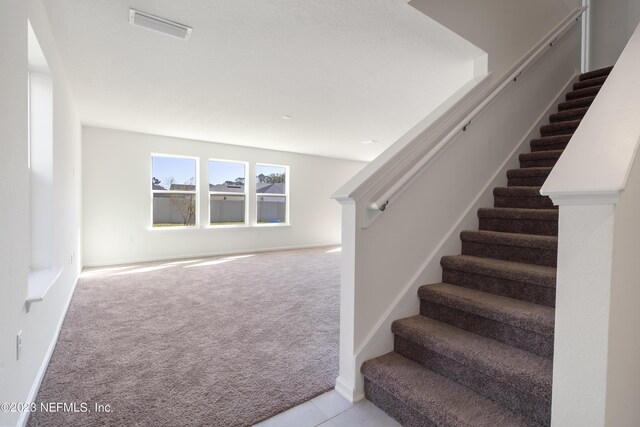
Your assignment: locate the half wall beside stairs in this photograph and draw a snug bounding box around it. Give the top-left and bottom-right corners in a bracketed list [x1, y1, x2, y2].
[542, 21, 640, 426]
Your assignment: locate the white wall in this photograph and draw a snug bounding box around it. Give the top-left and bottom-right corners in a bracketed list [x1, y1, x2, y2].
[82, 126, 364, 266]
[589, 0, 640, 70]
[409, 0, 581, 79]
[0, 1, 82, 426]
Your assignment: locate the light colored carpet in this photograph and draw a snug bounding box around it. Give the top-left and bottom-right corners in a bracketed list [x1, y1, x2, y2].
[28, 246, 341, 427]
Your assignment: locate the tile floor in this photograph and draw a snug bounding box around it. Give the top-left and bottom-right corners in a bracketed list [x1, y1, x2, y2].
[253, 390, 400, 427]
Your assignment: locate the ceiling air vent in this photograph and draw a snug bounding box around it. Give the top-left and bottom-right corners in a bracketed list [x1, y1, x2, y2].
[129, 9, 192, 40]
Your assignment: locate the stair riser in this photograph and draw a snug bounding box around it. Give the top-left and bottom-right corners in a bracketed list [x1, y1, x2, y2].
[566, 87, 600, 101]
[540, 126, 577, 137]
[461, 241, 557, 267]
[494, 195, 556, 209]
[364, 380, 438, 427]
[549, 110, 587, 123]
[508, 175, 548, 186]
[573, 76, 606, 90]
[419, 301, 553, 358]
[520, 158, 559, 168]
[394, 336, 551, 427]
[531, 142, 568, 152]
[579, 66, 612, 81]
[558, 97, 594, 111]
[479, 217, 557, 236]
[520, 158, 558, 168]
[441, 268, 555, 306]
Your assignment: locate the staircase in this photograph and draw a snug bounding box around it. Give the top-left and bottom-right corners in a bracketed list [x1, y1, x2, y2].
[361, 66, 613, 427]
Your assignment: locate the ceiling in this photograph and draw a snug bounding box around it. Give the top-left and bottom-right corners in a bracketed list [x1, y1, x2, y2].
[42, 0, 483, 161]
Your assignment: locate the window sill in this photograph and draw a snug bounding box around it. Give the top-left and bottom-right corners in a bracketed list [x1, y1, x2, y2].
[148, 223, 290, 230]
[26, 267, 63, 310]
[148, 226, 200, 231]
[207, 223, 250, 229]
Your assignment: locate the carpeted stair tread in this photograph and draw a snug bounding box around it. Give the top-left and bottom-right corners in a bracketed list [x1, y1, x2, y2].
[507, 168, 552, 186]
[361, 352, 538, 427]
[494, 186, 543, 196]
[478, 207, 557, 221]
[529, 135, 571, 152]
[549, 107, 588, 123]
[460, 230, 557, 251]
[461, 230, 557, 267]
[557, 96, 595, 111]
[441, 259, 556, 307]
[479, 207, 557, 236]
[565, 85, 601, 101]
[418, 283, 554, 337]
[573, 75, 607, 90]
[578, 65, 613, 81]
[507, 167, 553, 179]
[530, 135, 571, 147]
[391, 316, 552, 400]
[520, 150, 563, 163]
[539, 119, 581, 137]
[494, 186, 555, 210]
[440, 255, 556, 288]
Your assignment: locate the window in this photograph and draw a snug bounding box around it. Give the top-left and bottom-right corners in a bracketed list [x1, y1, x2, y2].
[151, 155, 198, 227]
[208, 160, 247, 225]
[256, 164, 288, 224]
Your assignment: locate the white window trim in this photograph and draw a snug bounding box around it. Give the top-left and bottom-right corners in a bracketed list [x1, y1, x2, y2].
[207, 158, 249, 228]
[255, 163, 290, 227]
[150, 153, 199, 229]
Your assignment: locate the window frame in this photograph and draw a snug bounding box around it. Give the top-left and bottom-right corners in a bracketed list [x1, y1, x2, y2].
[207, 158, 249, 228]
[255, 163, 289, 226]
[150, 153, 199, 229]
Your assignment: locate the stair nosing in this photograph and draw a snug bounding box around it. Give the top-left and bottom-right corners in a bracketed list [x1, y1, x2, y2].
[549, 107, 589, 122]
[531, 135, 572, 144]
[441, 254, 556, 288]
[578, 66, 613, 81]
[460, 230, 557, 250]
[520, 150, 564, 160]
[477, 207, 558, 220]
[557, 96, 596, 110]
[419, 282, 555, 336]
[361, 352, 538, 427]
[573, 76, 607, 90]
[541, 118, 582, 127]
[507, 167, 554, 178]
[566, 85, 602, 99]
[391, 316, 553, 399]
[493, 186, 545, 197]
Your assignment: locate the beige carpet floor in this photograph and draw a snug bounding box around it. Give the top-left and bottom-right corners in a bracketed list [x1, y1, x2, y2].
[28, 246, 341, 427]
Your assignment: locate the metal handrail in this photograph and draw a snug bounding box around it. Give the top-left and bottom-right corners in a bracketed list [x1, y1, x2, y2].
[368, 6, 587, 212]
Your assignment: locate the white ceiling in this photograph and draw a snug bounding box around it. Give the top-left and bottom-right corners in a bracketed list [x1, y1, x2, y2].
[42, 0, 483, 161]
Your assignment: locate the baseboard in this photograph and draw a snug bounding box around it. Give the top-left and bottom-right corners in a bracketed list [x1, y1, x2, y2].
[335, 376, 364, 403]
[82, 242, 341, 268]
[17, 275, 79, 427]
